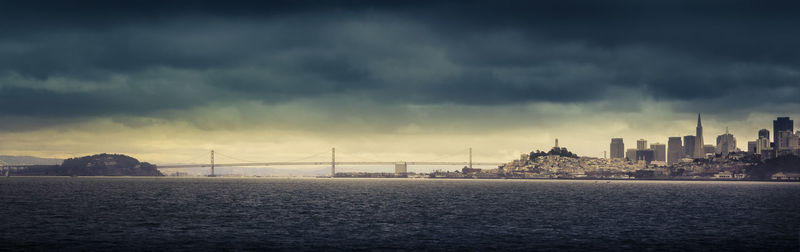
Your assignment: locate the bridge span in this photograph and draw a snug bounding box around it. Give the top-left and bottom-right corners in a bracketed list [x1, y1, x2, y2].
[157, 161, 503, 169]
[1, 148, 504, 177]
[157, 148, 503, 177]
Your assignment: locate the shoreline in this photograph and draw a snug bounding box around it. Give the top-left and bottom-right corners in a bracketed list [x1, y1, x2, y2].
[2, 175, 799, 182]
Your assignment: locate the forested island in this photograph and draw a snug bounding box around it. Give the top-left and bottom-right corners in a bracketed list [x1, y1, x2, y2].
[8, 153, 162, 176]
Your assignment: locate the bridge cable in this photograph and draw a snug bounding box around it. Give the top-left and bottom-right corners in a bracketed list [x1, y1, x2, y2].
[279, 150, 331, 163]
[335, 152, 385, 162]
[416, 148, 471, 163]
[167, 152, 212, 165]
[213, 151, 259, 163]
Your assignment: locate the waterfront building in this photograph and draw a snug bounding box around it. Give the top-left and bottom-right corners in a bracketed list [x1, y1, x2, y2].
[650, 143, 666, 162]
[683, 135, 696, 158]
[715, 128, 737, 155]
[694, 113, 705, 158]
[637, 139, 648, 150]
[771, 172, 800, 180]
[668, 137, 682, 165]
[610, 138, 625, 159]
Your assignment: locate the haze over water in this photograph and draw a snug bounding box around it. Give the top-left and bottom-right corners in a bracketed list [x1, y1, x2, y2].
[1, 178, 798, 251]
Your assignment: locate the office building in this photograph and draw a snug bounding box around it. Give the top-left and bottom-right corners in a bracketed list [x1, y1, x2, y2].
[694, 113, 705, 158]
[758, 129, 770, 141]
[668, 137, 682, 165]
[756, 137, 771, 155]
[774, 117, 793, 152]
[610, 138, 625, 159]
[776, 130, 798, 156]
[715, 128, 737, 155]
[650, 143, 666, 162]
[635, 149, 655, 164]
[683, 135, 696, 158]
[773, 117, 793, 141]
[747, 141, 757, 154]
[637, 139, 648, 150]
[626, 149, 637, 161]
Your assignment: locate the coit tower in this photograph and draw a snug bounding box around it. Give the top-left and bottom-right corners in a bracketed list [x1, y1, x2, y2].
[694, 113, 704, 158]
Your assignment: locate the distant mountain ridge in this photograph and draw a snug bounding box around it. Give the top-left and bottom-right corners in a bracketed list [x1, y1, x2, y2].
[0, 155, 63, 165]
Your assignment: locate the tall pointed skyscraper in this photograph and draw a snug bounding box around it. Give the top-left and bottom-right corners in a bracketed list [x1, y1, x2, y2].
[694, 113, 705, 158]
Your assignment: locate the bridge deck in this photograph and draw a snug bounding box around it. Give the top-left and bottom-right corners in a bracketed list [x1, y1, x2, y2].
[157, 161, 503, 169]
[2, 162, 504, 169]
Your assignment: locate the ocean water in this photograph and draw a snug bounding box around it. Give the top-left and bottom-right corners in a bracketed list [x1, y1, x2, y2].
[0, 177, 798, 251]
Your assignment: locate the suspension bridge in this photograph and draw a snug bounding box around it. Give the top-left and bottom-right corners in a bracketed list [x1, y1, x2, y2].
[0, 148, 504, 177]
[157, 148, 503, 177]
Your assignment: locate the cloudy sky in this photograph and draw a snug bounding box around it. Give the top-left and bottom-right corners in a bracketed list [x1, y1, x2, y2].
[1, 0, 799, 164]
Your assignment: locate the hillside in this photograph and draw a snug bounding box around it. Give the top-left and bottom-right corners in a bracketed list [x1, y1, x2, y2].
[12, 154, 162, 176]
[747, 155, 800, 180]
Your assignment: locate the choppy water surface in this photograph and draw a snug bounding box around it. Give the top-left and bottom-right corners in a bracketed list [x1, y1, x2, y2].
[1, 178, 798, 251]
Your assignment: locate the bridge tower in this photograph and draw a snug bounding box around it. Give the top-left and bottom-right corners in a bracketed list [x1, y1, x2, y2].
[210, 150, 215, 177]
[331, 147, 336, 178]
[469, 147, 473, 169]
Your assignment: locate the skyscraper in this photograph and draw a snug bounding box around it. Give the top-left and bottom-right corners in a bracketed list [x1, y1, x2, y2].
[792, 132, 800, 150]
[694, 113, 705, 158]
[610, 138, 625, 159]
[637, 139, 648, 150]
[626, 149, 637, 161]
[635, 149, 655, 164]
[773, 117, 793, 153]
[758, 129, 770, 141]
[776, 130, 795, 156]
[715, 127, 736, 155]
[668, 137, 682, 165]
[683, 135, 696, 158]
[650, 143, 666, 162]
[756, 137, 770, 155]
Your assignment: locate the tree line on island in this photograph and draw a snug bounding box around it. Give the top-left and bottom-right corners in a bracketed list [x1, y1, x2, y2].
[9, 153, 163, 176]
[528, 147, 579, 160]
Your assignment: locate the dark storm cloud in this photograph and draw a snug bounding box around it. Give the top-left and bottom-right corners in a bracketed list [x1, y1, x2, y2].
[5, 0, 800, 64]
[0, 0, 799, 121]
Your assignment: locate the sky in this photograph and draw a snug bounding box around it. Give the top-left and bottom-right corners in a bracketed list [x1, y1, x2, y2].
[1, 0, 799, 164]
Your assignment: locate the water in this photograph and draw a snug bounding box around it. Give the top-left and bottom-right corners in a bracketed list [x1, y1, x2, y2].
[1, 177, 798, 251]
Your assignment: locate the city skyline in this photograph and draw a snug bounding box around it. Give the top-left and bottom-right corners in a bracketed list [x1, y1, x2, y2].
[1, 1, 800, 163]
[3, 2, 800, 251]
[2, 111, 796, 163]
